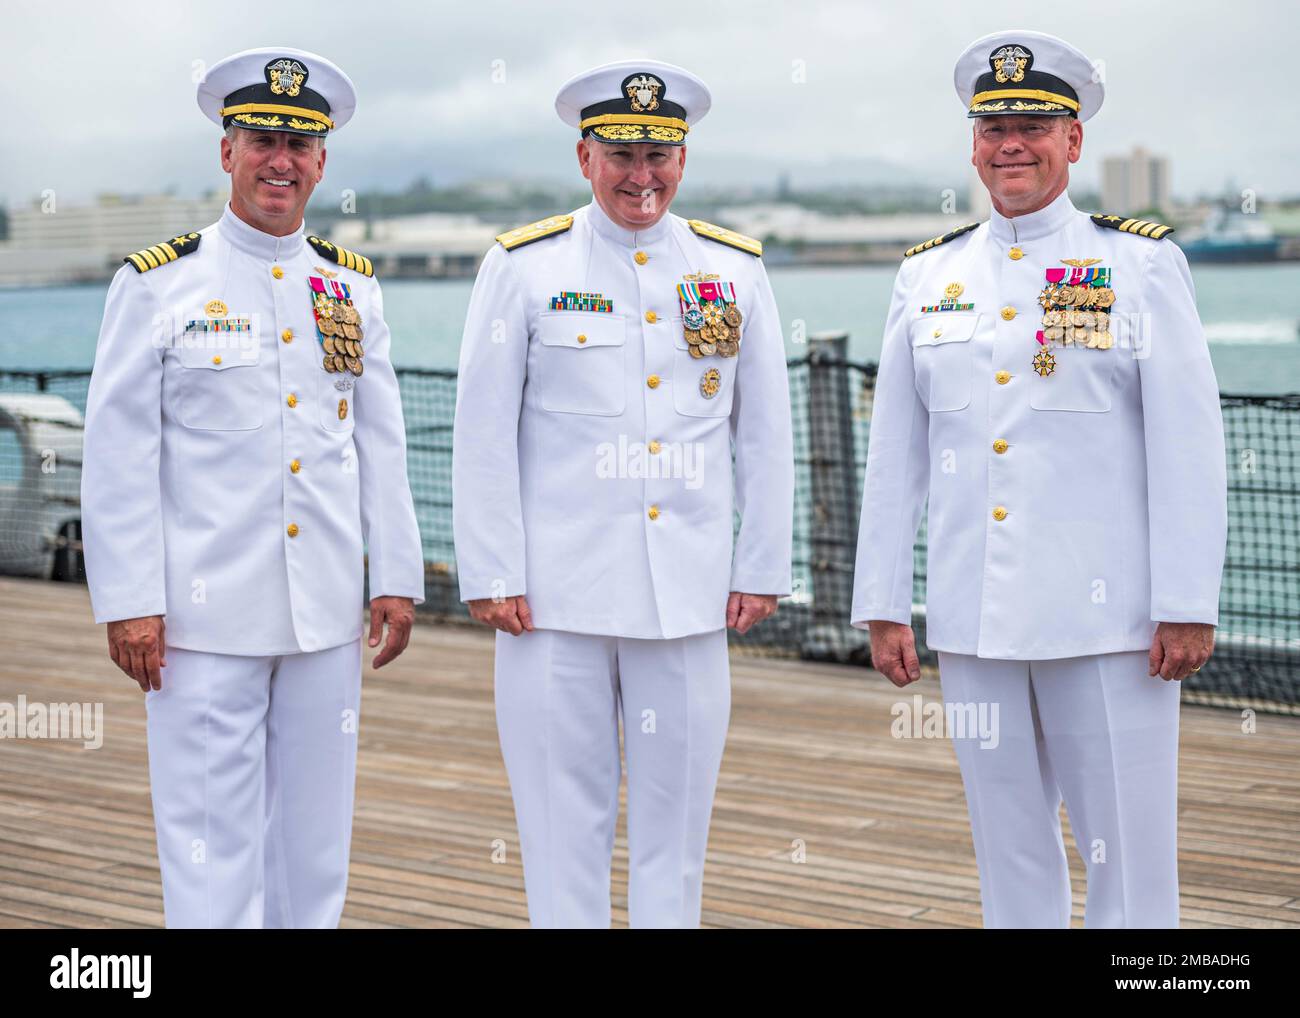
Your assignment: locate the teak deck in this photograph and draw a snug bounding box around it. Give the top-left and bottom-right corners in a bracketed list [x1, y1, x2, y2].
[0, 576, 1296, 929]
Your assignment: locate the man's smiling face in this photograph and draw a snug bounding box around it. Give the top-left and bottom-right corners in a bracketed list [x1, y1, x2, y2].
[222, 127, 326, 235]
[578, 138, 686, 231]
[971, 114, 1081, 216]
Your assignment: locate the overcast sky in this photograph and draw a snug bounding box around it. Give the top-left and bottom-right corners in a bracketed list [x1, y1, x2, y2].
[4, 0, 1295, 209]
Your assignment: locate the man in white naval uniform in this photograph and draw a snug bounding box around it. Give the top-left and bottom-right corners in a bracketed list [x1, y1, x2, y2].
[81, 48, 425, 928]
[453, 60, 793, 928]
[851, 30, 1226, 928]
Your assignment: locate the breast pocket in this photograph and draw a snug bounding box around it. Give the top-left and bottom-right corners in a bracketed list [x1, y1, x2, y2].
[535, 312, 626, 416]
[316, 369, 356, 433]
[175, 337, 262, 431]
[910, 313, 977, 412]
[1028, 346, 1117, 412]
[672, 325, 737, 418]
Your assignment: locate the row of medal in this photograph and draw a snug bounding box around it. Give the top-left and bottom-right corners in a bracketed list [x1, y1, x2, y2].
[678, 281, 742, 358]
[310, 276, 365, 376]
[1033, 264, 1116, 376]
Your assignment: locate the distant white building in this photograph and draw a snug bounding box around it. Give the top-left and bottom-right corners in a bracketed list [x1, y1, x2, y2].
[1101, 147, 1170, 215]
[0, 192, 229, 286]
[714, 204, 966, 262]
[327, 213, 500, 277]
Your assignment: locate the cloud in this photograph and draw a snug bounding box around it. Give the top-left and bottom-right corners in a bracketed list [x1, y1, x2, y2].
[5, 0, 1296, 206]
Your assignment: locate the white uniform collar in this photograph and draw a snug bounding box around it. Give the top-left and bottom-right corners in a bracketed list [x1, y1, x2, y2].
[219, 202, 306, 262]
[586, 198, 674, 248]
[988, 189, 1077, 243]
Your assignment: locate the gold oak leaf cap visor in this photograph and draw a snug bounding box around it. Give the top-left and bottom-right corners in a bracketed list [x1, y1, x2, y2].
[555, 59, 711, 146]
[955, 29, 1103, 121]
[198, 46, 357, 137]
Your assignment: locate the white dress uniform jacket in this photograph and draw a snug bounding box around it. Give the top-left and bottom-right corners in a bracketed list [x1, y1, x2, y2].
[453, 202, 793, 638]
[82, 205, 425, 655]
[852, 191, 1226, 658]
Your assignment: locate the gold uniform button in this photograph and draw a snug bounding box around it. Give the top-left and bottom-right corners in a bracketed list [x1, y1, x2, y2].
[648, 440, 662, 454]
[992, 506, 1008, 521]
[933, 328, 942, 338]
[644, 310, 658, 324]
[1008, 247, 1024, 261]
[1000, 306, 1017, 321]
[993, 439, 1009, 454]
[211, 355, 222, 365]
[634, 251, 648, 265]
[290, 459, 301, 474]
[995, 371, 1012, 385]
[272, 266, 284, 279]
[286, 523, 299, 537]
[647, 374, 660, 389]
[281, 328, 293, 343]
[286, 393, 298, 408]
[648, 505, 660, 521]
[577, 333, 587, 344]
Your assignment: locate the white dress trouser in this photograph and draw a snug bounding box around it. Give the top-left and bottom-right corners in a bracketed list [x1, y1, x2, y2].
[145, 640, 362, 928]
[937, 650, 1181, 928]
[494, 628, 731, 928]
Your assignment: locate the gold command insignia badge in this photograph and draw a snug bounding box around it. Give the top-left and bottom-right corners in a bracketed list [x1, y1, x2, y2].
[205, 299, 228, 317]
[624, 73, 663, 113]
[700, 367, 722, 399]
[266, 58, 306, 97]
[991, 45, 1031, 83]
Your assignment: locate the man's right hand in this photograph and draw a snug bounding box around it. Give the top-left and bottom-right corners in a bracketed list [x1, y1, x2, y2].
[468, 595, 534, 636]
[107, 615, 167, 693]
[868, 620, 922, 687]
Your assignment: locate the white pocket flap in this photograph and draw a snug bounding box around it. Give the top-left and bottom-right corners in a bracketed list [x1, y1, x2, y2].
[911, 313, 979, 347]
[537, 312, 626, 349]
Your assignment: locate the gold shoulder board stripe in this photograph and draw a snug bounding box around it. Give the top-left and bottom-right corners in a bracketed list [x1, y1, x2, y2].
[687, 219, 762, 257]
[307, 236, 374, 276]
[496, 215, 575, 252]
[123, 232, 202, 273]
[1090, 213, 1175, 240]
[903, 222, 979, 258]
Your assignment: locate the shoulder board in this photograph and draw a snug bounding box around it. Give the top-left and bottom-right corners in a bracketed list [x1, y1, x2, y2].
[904, 222, 978, 258]
[496, 215, 574, 252]
[123, 232, 201, 273]
[308, 236, 374, 276]
[1090, 213, 1175, 240]
[688, 219, 762, 257]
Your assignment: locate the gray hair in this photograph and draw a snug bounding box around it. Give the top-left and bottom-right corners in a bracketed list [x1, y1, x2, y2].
[974, 115, 1073, 136]
[224, 124, 324, 149]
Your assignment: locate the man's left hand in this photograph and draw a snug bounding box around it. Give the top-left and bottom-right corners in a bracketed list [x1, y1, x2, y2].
[727, 593, 778, 635]
[369, 596, 415, 669]
[1148, 621, 1215, 681]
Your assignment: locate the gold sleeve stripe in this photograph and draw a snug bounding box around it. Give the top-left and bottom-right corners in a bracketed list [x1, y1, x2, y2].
[306, 236, 376, 276]
[123, 231, 202, 272]
[496, 215, 575, 251]
[687, 219, 763, 256]
[903, 222, 979, 258]
[1090, 212, 1175, 240]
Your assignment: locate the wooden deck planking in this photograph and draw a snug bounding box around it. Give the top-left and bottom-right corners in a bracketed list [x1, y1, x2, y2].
[0, 575, 1297, 929]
